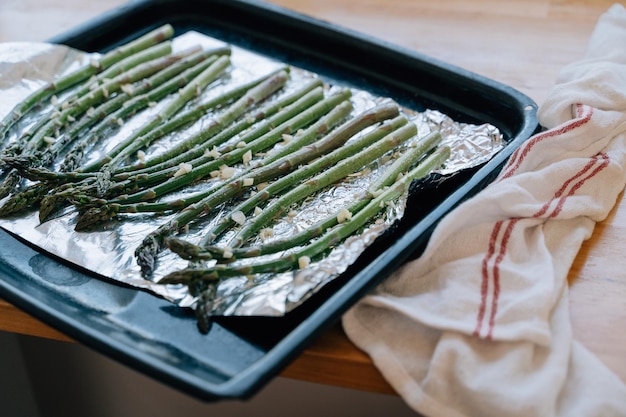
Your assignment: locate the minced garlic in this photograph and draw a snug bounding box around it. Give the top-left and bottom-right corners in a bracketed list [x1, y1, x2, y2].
[219, 165, 236, 179]
[260, 228, 273, 240]
[298, 256, 311, 269]
[205, 146, 221, 159]
[337, 207, 352, 224]
[173, 162, 193, 177]
[231, 211, 246, 226]
[121, 83, 134, 95]
[242, 150, 252, 165]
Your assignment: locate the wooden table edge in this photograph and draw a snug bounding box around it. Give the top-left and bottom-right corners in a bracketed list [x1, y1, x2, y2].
[0, 298, 396, 394]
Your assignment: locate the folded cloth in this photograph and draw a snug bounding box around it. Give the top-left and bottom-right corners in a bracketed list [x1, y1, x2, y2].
[342, 4, 626, 417]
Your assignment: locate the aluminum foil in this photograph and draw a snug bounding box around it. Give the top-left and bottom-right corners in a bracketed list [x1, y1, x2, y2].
[0, 32, 503, 317]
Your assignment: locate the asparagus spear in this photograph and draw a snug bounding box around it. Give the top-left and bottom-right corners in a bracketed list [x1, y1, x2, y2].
[0, 160, 97, 184]
[22, 44, 187, 156]
[191, 282, 216, 334]
[11, 74, 318, 192]
[0, 48, 223, 205]
[129, 90, 354, 275]
[0, 62, 274, 188]
[0, 32, 182, 199]
[72, 87, 350, 210]
[0, 173, 19, 199]
[70, 47, 228, 132]
[104, 67, 291, 170]
[29, 47, 234, 207]
[117, 78, 324, 177]
[73, 89, 354, 231]
[0, 24, 175, 142]
[39, 182, 93, 223]
[171, 129, 443, 260]
[75, 98, 356, 220]
[0, 182, 57, 217]
[79, 54, 232, 173]
[227, 120, 420, 248]
[31, 71, 312, 222]
[68, 70, 294, 202]
[60, 50, 229, 172]
[203, 109, 407, 244]
[160, 145, 451, 284]
[9, 41, 175, 156]
[59, 47, 230, 164]
[74, 41, 176, 97]
[71, 41, 177, 100]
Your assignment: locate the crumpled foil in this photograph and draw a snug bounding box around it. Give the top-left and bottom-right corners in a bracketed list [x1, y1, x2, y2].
[0, 32, 503, 316]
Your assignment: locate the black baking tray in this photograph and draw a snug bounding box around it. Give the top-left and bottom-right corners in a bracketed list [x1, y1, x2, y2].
[0, 0, 539, 401]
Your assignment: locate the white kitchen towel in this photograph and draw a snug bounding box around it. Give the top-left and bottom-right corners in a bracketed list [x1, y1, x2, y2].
[342, 4, 626, 417]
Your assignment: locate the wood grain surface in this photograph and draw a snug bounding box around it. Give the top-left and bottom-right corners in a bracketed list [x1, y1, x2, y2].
[0, 0, 624, 395]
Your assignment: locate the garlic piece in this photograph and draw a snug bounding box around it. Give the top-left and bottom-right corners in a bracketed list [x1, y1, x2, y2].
[242, 150, 252, 165]
[219, 165, 236, 179]
[260, 228, 274, 240]
[173, 162, 193, 177]
[298, 256, 311, 269]
[205, 146, 221, 159]
[337, 208, 352, 224]
[231, 211, 246, 226]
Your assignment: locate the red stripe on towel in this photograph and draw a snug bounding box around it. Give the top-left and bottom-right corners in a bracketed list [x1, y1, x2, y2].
[549, 153, 610, 219]
[486, 218, 518, 338]
[474, 220, 504, 337]
[534, 156, 602, 218]
[475, 121, 611, 339]
[483, 153, 609, 339]
[499, 104, 592, 181]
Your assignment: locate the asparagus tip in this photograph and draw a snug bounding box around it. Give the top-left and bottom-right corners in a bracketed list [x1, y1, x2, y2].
[165, 237, 209, 260]
[74, 204, 117, 231]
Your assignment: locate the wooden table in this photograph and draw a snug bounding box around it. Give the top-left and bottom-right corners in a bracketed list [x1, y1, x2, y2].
[0, 0, 624, 396]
